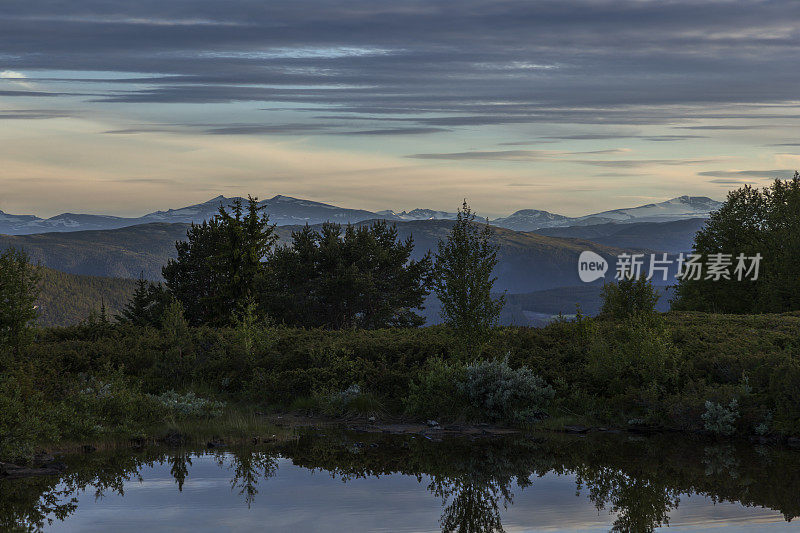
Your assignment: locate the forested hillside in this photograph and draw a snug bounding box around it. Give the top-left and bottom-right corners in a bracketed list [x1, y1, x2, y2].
[36, 267, 138, 326]
[0, 223, 189, 280]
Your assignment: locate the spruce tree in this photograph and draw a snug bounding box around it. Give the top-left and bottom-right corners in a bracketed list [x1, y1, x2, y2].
[116, 274, 171, 327]
[0, 248, 41, 354]
[117, 276, 150, 326]
[163, 196, 277, 326]
[264, 221, 432, 328]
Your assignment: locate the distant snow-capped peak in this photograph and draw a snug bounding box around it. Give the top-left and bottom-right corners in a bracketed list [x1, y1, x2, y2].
[377, 208, 459, 221]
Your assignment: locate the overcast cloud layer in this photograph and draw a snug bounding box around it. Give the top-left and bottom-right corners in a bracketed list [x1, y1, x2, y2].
[1, 0, 799, 216]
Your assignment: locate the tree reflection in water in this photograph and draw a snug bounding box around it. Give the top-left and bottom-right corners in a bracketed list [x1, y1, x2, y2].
[576, 466, 681, 532]
[2, 432, 800, 532]
[213, 450, 278, 508]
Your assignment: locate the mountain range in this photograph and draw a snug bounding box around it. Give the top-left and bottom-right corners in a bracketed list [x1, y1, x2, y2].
[493, 196, 721, 231]
[0, 194, 721, 235]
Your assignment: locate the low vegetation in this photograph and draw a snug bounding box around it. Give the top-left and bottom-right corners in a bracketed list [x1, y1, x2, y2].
[1, 309, 799, 463]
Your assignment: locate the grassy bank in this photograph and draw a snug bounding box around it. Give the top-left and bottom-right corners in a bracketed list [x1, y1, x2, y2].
[3, 311, 800, 462]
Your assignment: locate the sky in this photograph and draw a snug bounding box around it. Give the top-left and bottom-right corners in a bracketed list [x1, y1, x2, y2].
[1, 0, 800, 218]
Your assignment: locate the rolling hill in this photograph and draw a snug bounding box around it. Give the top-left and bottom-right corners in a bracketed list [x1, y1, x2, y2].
[3, 219, 642, 293]
[534, 218, 706, 253]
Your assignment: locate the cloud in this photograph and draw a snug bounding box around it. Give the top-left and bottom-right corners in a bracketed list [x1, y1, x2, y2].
[0, 70, 26, 79]
[0, 90, 66, 97]
[336, 127, 448, 135]
[203, 124, 329, 135]
[698, 169, 794, 178]
[4, 0, 800, 216]
[408, 148, 628, 161]
[544, 133, 706, 142]
[676, 125, 772, 130]
[0, 70, 37, 90]
[3, 0, 800, 126]
[0, 110, 70, 120]
[707, 178, 750, 185]
[103, 127, 180, 134]
[496, 141, 559, 146]
[572, 159, 715, 168]
[108, 177, 182, 184]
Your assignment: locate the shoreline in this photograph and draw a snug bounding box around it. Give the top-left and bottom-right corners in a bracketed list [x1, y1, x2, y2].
[8, 410, 800, 481]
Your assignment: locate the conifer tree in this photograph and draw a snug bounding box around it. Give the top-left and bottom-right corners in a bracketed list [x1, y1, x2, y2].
[264, 221, 432, 328]
[0, 248, 40, 354]
[116, 274, 172, 327]
[163, 196, 277, 326]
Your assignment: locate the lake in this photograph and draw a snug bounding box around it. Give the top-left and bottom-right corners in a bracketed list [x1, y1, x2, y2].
[3, 429, 799, 532]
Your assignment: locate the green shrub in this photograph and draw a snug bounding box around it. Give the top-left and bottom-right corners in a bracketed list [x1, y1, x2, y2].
[587, 314, 678, 396]
[153, 390, 226, 418]
[0, 368, 57, 463]
[64, 370, 167, 437]
[404, 358, 468, 420]
[317, 385, 385, 416]
[460, 355, 554, 424]
[754, 411, 772, 436]
[702, 399, 739, 436]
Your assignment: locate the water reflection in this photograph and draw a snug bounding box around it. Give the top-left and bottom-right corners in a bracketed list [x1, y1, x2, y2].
[2, 431, 799, 532]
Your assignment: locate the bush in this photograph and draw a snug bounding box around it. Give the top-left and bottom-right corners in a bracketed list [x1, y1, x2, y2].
[702, 399, 739, 436]
[0, 365, 167, 462]
[300, 385, 386, 417]
[460, 355, 554, 424]
[587, 314, 679, 397]
[600, 275, 660, 319]
[0, 368, 57, 463]
[65, 369, 167, 437]
[404, 359, 468, 420]
[153, 391, 226, 418]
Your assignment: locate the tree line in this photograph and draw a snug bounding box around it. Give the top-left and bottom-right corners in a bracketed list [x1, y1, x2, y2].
[6, 171, 798, 351]
[117, 197, 504, 337]
[0, 197, 505, 352]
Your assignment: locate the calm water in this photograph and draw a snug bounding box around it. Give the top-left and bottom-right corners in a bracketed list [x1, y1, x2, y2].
[4, 430, 800, 532]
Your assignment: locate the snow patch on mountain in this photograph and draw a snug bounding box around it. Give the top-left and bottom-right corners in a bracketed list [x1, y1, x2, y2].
[490, 210, 571, 232]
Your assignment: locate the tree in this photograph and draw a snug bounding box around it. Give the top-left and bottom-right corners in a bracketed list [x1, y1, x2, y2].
[116, 274, 171, 327]
[0, 248, 41, 354]
[161, 297, 189, 348]
[264, 221, 432, 328]
[673, 172, 800, 313]
[163, 196, 277, 326]
[600, 274, 660, 319]
[434, 201, 505, 339]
